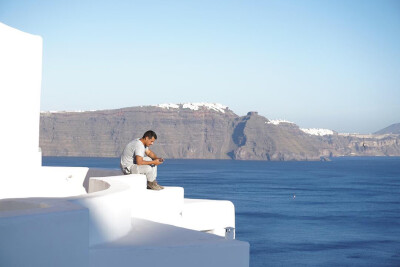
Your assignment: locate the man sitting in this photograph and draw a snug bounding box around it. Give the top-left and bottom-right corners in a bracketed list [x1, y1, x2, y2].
[120, 130, 164, 190]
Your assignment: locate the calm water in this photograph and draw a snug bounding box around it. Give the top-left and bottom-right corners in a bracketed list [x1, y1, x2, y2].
[43, 157, 400, 266]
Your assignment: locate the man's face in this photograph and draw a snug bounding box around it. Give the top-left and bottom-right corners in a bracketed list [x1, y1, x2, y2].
[144, 137, 156, 147]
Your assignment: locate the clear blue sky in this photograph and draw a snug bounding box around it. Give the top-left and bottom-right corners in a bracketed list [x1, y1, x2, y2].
[1, 0, 399, 133]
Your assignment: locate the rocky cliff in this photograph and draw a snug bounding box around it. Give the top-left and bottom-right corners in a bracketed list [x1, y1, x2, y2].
[39, 103, 400, 160]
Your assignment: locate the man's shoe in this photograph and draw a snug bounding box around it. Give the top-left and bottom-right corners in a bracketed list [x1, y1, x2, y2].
[156, 181, 164, 190]
[154, 181, 164, 190]
[147, 181, 164, 190]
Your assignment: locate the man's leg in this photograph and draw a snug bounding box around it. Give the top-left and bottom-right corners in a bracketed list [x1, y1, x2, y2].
[142, 156, 157, 182]
[129, 163, 163, 190]
[147, 166, 163, 190]
[129, 164, 156, 182]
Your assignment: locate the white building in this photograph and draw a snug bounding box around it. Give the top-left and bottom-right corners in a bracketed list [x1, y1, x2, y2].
[0, 23, 249, 267]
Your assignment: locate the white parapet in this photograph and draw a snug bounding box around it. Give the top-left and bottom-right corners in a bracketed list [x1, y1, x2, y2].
[182, 198, 235, 237]
[133, 186, 184, 225]
[87, 175, 184, 227]
[70, 176, 133, 246]
[91, 175, 236, 237]
[0, 167, 89, 200]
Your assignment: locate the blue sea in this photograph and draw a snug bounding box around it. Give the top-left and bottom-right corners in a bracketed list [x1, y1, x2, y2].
[42, 157, 400, 266]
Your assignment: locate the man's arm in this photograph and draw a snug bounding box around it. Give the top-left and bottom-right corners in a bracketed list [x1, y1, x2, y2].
[135, 155, 163, 166]
[145, 149, 162, 161]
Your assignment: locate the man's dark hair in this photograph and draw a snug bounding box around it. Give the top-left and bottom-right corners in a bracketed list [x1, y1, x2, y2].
[143, 130, 157, 140]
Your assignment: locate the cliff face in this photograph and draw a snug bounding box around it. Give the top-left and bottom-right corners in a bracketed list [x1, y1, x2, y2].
[39, 105, 400, 160]
[333, 134, 400, 156]
[40, 105, 239, 159]
[230, 113, 322, 161]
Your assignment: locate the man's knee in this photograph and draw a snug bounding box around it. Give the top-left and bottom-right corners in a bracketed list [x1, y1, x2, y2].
[136, 165, 153, 174]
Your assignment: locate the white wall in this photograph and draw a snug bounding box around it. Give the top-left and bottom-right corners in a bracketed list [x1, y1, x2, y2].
[0, 22, 43, 183]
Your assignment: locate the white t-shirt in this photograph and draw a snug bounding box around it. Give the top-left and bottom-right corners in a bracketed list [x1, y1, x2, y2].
[120, 138, 149, 168]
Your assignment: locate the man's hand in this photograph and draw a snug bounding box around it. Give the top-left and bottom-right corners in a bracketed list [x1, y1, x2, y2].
[154, 158, 164, 165]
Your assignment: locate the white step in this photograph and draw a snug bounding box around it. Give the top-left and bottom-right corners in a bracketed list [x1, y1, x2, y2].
[89, 174, 184, 225]
[132, 186, 184, 225]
